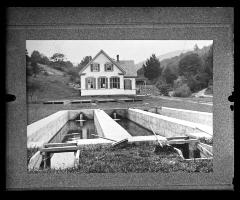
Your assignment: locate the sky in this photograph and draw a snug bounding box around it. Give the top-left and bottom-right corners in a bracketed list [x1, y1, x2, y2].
[26, 40, 213, 65]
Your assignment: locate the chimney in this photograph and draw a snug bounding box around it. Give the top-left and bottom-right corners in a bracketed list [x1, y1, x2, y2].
[116, 55, 119, 62]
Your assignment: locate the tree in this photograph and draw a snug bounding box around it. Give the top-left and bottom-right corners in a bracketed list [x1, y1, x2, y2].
[51, 53, 65, 62]
[78, 56, 92, 68]
[30, 51, 42, 77]
[26, 49, 30, 63]
[137, 67, 144, 77]
[26, 50, 33, 76]
[194, 44, 200, 52]
[67, 67, 80, 83]
[40, 54, 50, 65]
[143, 54, 162, 80]
[31, 62, 41, 77]
[173, 84, 192, 97]
[203, 45, 213, 78]
[178, 53, 203, 77]
[31, 50, 42, 64]
[65, 61, 74, 68]
[162, 66, 178, 85]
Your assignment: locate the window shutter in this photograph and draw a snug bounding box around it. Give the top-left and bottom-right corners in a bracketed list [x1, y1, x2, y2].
[85, 78, 88, 89]
[98, 77, 100, 89]
[90, 64, 93, 72]
[93, 78, 96, 89]
[98, 64, 100, 71]
[106, 78, 108, 89]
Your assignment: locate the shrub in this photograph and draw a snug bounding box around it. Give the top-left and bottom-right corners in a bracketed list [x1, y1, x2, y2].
[173, 84, 192, 97]
[43, 71, 49, 76]
[157, 84, 172, 96]
[205, 85, 213, 95]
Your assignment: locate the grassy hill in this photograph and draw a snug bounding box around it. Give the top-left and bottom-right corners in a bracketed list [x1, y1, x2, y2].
[27, 70, 80, 102]
[137, 45, 211, 80]
[135, 50, 189, 70]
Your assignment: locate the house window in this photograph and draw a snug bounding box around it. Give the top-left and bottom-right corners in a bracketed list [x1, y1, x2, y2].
[85, 77, 96, 89]
[110, 77, 120, 89]
[90, 63, 100, 72]
[104, 63, 113, 71]
[124, 79, 132, 90]
[98, 77, 108, 89]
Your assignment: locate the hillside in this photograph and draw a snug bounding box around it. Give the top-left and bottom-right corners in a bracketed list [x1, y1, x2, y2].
[135, 50, 189, 70]
[27, 70, 80, 102]
[38, 63, 65, 76]
[137, 45, 211, 77]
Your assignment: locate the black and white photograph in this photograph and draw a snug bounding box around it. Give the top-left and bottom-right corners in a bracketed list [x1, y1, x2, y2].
[26, 40, 214, 173]
[5, 7, 234, 190]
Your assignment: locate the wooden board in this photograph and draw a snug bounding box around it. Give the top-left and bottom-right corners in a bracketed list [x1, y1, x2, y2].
[44, 142, 77, 148]
[168, 139, 199, 145]
[167, 136, 190, 140]
[41, 146, 78, 153]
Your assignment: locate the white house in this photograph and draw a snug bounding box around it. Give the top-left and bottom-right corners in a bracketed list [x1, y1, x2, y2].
[79, 50, 137, 96]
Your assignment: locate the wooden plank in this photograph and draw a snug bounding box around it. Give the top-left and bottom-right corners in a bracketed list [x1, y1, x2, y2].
[64, 133, 81, 137]
[167, 136, 189, 140]
[168, 139, 199, 145]
[44, 142, 77, 148]
[184, 157, 213, 161]
[40, 146, 78, 153]
[74, 150, 81, 168]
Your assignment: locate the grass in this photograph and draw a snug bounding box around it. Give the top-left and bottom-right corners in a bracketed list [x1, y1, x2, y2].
[28, 143, 213, 173]
[27, 74, 80, 102]
[27, 96, 212, 125]
[27, 71, 212, 124]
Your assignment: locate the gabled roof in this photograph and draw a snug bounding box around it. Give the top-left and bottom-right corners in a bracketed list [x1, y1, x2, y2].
[117, 60, 137, 77]
[79, 49, 126, 75]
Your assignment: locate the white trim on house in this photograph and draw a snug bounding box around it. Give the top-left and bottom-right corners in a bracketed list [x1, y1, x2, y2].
[79, 50, 136, 96]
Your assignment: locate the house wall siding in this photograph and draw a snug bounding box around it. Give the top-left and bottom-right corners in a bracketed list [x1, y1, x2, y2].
[80, 52, 136, 96]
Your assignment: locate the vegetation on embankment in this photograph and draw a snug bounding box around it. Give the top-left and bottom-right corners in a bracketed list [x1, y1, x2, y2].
[27, 74, 80, 103]
[137, 44, 213, 97]
[28, 143, 213, 173]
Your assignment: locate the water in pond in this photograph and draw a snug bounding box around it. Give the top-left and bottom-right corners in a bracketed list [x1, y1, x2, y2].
[171, 143, 201, 159]
[49, 120, 98, 143]
[116, 118, 153, 136]
[49, 118, 202, 160]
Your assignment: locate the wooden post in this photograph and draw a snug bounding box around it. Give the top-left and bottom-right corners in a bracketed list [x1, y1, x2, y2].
[74, 150, 80, 168]
[42, 152, 50, 169]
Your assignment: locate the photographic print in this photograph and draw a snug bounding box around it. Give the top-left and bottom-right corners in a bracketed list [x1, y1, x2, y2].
[26, 40, 213, 173]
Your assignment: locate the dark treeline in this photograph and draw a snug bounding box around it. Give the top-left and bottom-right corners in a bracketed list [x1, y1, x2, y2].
[137, 44, 213, 97]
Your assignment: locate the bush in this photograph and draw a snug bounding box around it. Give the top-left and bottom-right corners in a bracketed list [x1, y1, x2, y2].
[43, 71, 49, 76]
[205, 85, 213, 95]
[173, 84, 192, 97]
[67, 68, 80, 83]
[156, 83, 172, 96]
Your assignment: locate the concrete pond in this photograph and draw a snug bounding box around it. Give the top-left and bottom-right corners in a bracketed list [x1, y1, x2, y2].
[27, 107, 213, 171]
